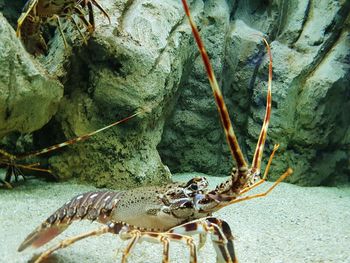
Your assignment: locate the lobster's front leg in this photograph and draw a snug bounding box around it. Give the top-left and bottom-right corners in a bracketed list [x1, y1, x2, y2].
[168, 217, 237, 263]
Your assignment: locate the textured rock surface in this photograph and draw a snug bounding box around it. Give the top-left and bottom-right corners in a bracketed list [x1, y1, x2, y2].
[0, 13, 63, 138]
[159, 0, 350, 186]
[1, 0, 199, 188]
[1, 0, 349, 187]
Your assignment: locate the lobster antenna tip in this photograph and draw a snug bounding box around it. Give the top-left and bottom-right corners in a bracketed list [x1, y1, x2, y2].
[140, 106, 152, 114]
[249, 32, 267, 39]
[273, 144, 280, 151]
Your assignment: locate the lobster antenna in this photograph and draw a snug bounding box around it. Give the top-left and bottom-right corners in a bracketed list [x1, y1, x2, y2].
[16, 109, 145, 160]
[90, 0, 111, 24]
[0, 149, 16, 160]
[181, 0, 248, 171]
[251, 38, 273, 173]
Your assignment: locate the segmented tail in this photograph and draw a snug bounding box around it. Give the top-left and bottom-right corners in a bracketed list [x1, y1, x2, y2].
[18, 190, 124, 252]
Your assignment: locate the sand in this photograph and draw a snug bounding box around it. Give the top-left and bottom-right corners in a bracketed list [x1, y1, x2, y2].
[1, 172, 350, 263]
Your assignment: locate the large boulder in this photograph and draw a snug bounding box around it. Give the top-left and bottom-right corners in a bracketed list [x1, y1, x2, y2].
[19, 0, 198, 189]
[159, 0, 350, 185]
[1, 0, 348, 188]
[0, 13, 63, 138]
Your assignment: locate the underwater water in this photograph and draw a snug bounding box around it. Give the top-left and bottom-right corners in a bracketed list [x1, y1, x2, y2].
[1, 173, 350, 263]
[1, 0, 350, 263]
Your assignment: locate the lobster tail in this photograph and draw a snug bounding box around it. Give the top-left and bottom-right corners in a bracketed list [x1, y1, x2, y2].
[18, 190, 124, 252]
[18, 222, 68, 252]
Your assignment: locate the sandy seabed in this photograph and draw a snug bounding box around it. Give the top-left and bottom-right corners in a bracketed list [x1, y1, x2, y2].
[1, 172, 349, 263]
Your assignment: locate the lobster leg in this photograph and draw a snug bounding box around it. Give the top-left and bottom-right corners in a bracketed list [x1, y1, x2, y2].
[74, 5, 94, 33]
[168, 217, 236, 263]
[51, 15, 68, 49]
[0, 161, 55, 186]
[90, 0, 111, 24]
[86, 1, 96, 32]
[17, 0, 39, 37]
[198, 232, 207, 250]
[31, 222, 197, 263]
[70, 16, 88, 44]
[33, 224, 113, 263]
[120, 230, 197, 263]
[0, 178, 12, 189]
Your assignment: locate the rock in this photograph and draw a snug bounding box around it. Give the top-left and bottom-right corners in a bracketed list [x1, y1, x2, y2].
[26, 0, 197, 188]
[159, 0, 234, 175]
[159, 0, 350, 185]
[0, 13, 63, 138]
[1, 0, 349, 188]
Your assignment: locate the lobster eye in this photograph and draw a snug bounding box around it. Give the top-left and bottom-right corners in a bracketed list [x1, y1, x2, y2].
[190, 184, 198, 190]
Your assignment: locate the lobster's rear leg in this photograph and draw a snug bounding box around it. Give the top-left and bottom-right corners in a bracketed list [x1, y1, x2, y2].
[32, 223, 198, 263]
[168, 217, 236, 263]
[0, 160, 56, 188]
[32, 224, 113, 263]
[0, 178, 12, 189]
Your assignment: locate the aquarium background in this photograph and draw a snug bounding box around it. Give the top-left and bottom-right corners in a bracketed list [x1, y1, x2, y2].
[0, 0, 349, 189]
[0, 1, 350, 263]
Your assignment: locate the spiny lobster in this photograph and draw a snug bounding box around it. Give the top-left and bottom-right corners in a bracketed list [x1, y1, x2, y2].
[17, 1, 293, 262]
[16, 0, 110, 54]
[0, 110, 143, 189]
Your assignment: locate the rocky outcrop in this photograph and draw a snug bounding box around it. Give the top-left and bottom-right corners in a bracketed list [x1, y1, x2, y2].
[0, 13, 63, 138]
[159, 0, 350, 185]
[1, 0, 198, 188]
[1, 0, 349, 187]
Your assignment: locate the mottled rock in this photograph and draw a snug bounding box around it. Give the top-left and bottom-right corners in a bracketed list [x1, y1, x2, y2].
[0, 13, 63, 138]
[1, 0, 348, 188]
[159, 0, 350, 185]
[29, 0, 197, 188]
[159, 0, 233, 175]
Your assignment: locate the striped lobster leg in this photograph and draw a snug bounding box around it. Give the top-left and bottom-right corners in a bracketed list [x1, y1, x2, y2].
[168, 217, 236, 263]
[0, 109, 144, 187]
[31, 223, 117, 263]
[119, 230, 197, 263]
[79, 0, 111, 31]
[24, 219, 198, 263]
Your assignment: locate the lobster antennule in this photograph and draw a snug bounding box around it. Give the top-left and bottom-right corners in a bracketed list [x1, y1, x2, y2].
[181, 0, 248, 171]
[251, 38, 273, 173]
